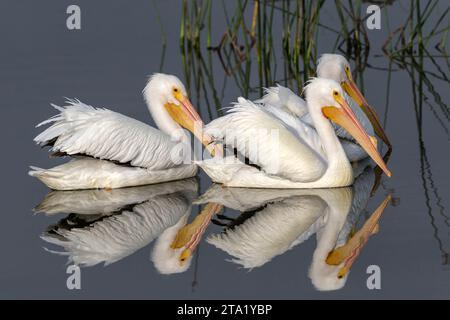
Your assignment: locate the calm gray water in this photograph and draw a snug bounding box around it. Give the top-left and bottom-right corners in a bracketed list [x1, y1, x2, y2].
[1, 0, 449, 299]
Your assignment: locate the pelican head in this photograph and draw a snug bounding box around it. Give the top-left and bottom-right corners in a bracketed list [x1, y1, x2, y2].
[317, 54, 350, 83]
[305, 78, 391, 177]
[143, 73, 214, 153]
[317, 54, 391, 147]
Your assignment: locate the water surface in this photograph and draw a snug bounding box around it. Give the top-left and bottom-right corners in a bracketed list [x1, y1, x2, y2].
[1, 0, 449, 299]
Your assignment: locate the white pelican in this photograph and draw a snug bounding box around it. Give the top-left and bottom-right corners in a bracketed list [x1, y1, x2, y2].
[199, 78, 391, 188]
[30, 74, 215, 190]
[256, 54, 391, 162]
[39, 178, 206, 270]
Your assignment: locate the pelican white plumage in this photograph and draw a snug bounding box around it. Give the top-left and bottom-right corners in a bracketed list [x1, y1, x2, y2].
[38, 178, 199, 268]
[256, 54, 391, 162]
[30, 74, 214, 190]
[199, 78, 391, 188]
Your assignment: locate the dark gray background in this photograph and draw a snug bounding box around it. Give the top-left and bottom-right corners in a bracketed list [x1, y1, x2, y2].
[0, 0, 449, 299]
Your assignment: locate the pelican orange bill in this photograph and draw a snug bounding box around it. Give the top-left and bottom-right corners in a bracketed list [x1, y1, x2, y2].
[341, 73, 392, 148]
[164, 95, 218, 156]
[322, 93, 392, 178]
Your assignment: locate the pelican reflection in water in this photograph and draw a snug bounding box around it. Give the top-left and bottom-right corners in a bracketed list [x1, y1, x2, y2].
[37, 178, 206, 274]
[36, 164, 390, 291]
[194, 165, 391, 291]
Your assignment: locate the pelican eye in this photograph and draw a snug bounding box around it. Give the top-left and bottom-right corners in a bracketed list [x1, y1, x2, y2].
[172, 87, 183, 102]
[333, 90, 339, 97]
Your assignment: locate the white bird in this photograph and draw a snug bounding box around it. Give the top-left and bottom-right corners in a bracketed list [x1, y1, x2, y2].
[39, 178, 200, 270]
[199, 78, 391, 188]
[30, 74, 215, 190]
[256, 54, 391, 162]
